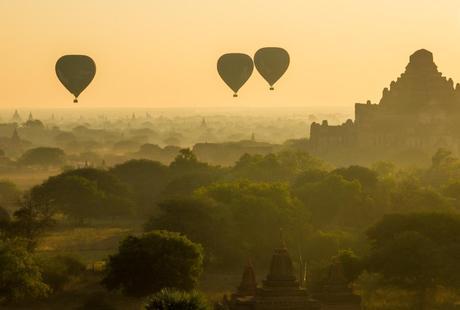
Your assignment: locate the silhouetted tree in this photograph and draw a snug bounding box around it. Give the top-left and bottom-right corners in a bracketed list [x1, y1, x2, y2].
[102, 230, 203, 297]
[18, 147, 66, 167]
[6, 195, 55, 250]
[30, 168, 135, 221]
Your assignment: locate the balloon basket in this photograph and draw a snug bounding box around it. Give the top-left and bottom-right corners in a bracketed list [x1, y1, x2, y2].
[233, 94, 238, 98]
[73, 98, 78, 103]
[270, 87, 274, 90]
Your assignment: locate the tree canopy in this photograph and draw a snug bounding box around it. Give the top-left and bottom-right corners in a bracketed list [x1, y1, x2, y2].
[102, 230, 204, 297]
[18, 147, 66, 167]
[367, 213, 460, 290]
[0, 239, 49, 303]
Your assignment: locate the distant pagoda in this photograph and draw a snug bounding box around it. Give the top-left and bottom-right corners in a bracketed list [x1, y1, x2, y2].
[11, 128, 20, 145]
[236, 260, 257, 297]
[11, 110, 21, 123]
[201, 117, 207, 128]
[313, 259, 361, 309]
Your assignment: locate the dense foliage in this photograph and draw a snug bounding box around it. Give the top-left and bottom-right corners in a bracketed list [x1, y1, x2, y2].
[1, 148, 460, 307]
[145, 289, 210, 310]
[0, 239, 49, 303]
[18, 147, 66, 167]
[102, 230, 204, 297]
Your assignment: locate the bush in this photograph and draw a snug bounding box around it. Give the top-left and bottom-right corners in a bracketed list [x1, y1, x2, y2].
[102, 230, 203, 297]
[38, 255, 86, 292]
[145, 289, 209, 310]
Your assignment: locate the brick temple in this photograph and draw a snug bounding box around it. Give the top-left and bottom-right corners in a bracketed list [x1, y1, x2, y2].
[309, 49, 460, 165]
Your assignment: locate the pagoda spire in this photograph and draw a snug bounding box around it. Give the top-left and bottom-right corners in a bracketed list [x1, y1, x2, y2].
[11, 128, 20, 144]
[200, 117, 207, 128]
[279, 228, 287, 249]
[12, 110, 21, 122]
[236, 259, 257, 297]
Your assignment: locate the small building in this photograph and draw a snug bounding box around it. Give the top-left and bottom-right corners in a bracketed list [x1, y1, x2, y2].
[222, 244, 320, 310]
[312, 260, 361, 310]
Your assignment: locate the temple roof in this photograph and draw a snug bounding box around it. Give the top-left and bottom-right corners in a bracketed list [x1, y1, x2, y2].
[263, 244, 299, 288]
[236, 260, 257, 296]
[379, 49, 460, 110]
[409, 49, 433, 65]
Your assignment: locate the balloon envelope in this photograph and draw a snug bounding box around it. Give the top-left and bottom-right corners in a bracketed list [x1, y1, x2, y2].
[254, 47, 289, 90]
[217, 53, 253, 97]
[55, 55, 96, 103]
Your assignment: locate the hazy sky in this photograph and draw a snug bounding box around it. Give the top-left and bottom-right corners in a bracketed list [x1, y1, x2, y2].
[2, 0, 460, 109]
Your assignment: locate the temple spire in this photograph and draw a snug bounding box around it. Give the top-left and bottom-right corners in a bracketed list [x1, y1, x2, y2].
[236, 259, 257, 297]
[279, 228, 286, 249]
[11, 128, 20, 143]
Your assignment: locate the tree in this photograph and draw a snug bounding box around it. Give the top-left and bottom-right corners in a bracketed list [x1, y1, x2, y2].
[23, 119, 45, 129]
[232, 151, 327, 182]
[0, 239, 49, 303]
[371, 161, 397, 179]
[390, 179, 451, 213]
[102, 230, 203, 297]
[31, 175, 104, 221]
[0, 206, 10, 224]
[367, 213, 460, 309]
[38, 255, 86, 292]
[6, 194, 55, 250]
[333, 165, 378, 191]
[196, 180, 311, 266]
[424, 148, 460, 187]
[30, 168, 135, 220]
[18, 147, 66, 167]
[334, 249, 363, 283]
[110, 160, 169, 212]
[293, 174, 371, 228]
[169, 149, 209, 175]
[145, 289, 210, 310]
[0, 181, 21, 209]
[159, 171, 221, 200]
[145, 198, 232, 267]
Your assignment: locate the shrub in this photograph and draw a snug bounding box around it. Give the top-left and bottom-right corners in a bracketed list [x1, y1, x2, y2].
[38, 255, 86, 291]
[145, 289, 209, 310]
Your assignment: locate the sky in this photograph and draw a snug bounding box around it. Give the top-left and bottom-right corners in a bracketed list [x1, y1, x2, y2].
[2, 0, 460, 109]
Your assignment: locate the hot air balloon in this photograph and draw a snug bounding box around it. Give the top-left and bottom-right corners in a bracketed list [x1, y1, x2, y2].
[217, 53, 253, 97]
[254, 47, 289, 90]
[55, 55, 96, 103]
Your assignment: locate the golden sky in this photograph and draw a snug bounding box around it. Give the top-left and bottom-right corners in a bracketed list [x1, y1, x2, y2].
[2, 0, 460, 109]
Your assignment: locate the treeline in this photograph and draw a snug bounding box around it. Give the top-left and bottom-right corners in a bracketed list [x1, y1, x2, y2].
[0, 148, 460, 308]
